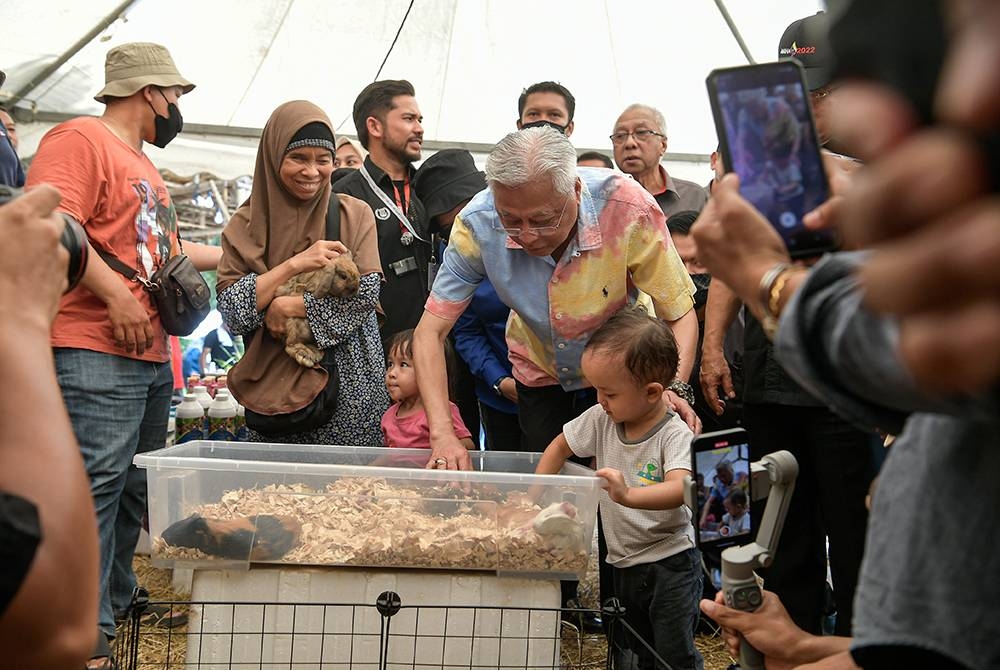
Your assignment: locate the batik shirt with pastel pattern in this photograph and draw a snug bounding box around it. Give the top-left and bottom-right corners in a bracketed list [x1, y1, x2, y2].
[425, 167, 694, 391]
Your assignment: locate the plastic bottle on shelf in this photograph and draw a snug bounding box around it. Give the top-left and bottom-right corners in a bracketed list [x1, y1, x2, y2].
[174, 392, 206, 444]
[186, 374, 202, 393]
[234, 402, 248, 441]
[207, 389, 237, 442]
[221, 378, 245, 438]
[203, 375, 218, 398]
[192, 384, 213, 411]
[217, 376, 240, 410]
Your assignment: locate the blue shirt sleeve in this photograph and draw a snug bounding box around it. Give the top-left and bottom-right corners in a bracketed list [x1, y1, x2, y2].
[453, 304, 510, 388]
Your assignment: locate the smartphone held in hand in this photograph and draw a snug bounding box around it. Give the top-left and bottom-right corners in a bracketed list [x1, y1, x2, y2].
[692, 428, 753, 551]
[707, 61, 837, 259]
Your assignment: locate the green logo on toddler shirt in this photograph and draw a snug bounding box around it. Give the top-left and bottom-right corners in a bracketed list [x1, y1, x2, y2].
[636, 460, 663, 484]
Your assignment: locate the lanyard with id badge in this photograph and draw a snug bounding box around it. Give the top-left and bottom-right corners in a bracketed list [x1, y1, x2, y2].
[360, 164, 433, 289]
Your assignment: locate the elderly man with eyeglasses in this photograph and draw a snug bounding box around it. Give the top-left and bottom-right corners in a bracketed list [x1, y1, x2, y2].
[413, 126, 700, 630]
[611, 104, 708, 218]
[413, 126, 700, 474]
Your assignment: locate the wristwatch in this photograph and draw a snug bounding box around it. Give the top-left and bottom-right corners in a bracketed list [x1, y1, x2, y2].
[667, 379, 695, 406]
[493, 376, 512, 398]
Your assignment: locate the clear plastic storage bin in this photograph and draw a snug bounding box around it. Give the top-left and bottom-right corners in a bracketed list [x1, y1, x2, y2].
[134, 441, 601, 579]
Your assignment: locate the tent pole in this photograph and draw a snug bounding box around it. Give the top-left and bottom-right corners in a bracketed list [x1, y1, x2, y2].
[7, 0, 141, 106]
[713, 0, 756, 65]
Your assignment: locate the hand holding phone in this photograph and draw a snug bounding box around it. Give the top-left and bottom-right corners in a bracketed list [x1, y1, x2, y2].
[707, 62, 837, 259]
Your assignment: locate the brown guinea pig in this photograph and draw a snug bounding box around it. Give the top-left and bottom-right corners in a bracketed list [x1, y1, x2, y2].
[161, 513, 302, 561]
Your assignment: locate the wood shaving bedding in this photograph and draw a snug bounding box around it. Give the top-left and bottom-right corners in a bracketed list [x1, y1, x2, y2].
[155, 477, 589, 575]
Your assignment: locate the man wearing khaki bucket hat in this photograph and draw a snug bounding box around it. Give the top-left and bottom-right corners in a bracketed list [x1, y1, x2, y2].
[25, 42, 220, 669]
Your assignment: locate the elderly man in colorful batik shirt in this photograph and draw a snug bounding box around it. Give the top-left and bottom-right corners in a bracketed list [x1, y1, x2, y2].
[413, 125, 700, 474]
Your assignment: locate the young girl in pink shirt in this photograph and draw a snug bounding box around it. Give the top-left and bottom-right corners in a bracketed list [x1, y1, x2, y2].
[381, 329, 474, 449]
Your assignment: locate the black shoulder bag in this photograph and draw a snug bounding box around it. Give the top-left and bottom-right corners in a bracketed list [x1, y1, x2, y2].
[96, 236, 211, 337]
[243, 194, 342, 437]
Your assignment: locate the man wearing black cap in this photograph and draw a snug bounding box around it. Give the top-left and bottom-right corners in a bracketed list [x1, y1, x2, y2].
[696, 2, 1000, 667]
[334, 80, 432, 341]
[411, 151, 492, 449]
[698, 11, 875, 638]
[778, 11, 857, 181]
[414, 149, 486, 239]
[414, 149, 520, 451]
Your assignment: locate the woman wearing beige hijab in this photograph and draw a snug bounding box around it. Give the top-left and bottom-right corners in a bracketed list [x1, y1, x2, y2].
[334, 135, 367, 169]
[217, 100, 388, 445]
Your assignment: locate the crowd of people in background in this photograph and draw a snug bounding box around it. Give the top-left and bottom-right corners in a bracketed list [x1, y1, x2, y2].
[1, 1, 998, 668]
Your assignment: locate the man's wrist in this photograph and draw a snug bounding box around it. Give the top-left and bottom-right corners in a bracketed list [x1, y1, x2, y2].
[102, 275, 135, 304]
[796, 630, 850, 664]
[701, 334, 727, 351]
[428, 422, 459, 441]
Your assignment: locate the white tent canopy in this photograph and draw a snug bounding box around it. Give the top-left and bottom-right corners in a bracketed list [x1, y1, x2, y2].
[3, 0, 822, 180]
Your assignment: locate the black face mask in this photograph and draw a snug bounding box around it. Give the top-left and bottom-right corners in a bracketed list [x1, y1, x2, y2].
[147, 89, 183, 148]
[519, 119, 568, 134]
[691, 273, 712, 310]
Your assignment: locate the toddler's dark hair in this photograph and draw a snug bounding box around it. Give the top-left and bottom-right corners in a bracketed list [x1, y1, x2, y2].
[384, 329, 459, 401]
[584, 305, 679, 386]
[384, 329, 414, 362]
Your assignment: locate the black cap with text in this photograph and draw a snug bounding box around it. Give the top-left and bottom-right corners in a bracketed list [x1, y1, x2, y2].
[778, 11, 834, 91]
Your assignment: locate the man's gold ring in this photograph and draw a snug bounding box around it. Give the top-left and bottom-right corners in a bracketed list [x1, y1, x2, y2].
[434, 458, 447, 466]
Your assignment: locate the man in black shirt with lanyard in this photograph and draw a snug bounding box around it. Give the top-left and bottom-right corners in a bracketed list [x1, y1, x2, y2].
[334, 80, 432, 340]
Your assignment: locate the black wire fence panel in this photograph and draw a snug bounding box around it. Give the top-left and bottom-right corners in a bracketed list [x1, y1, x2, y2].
[115, 589, 674, 670]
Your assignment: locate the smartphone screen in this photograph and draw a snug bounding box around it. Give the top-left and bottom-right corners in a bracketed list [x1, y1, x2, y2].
[707, 61, 836, 258]
[692, 428, 752, 550]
